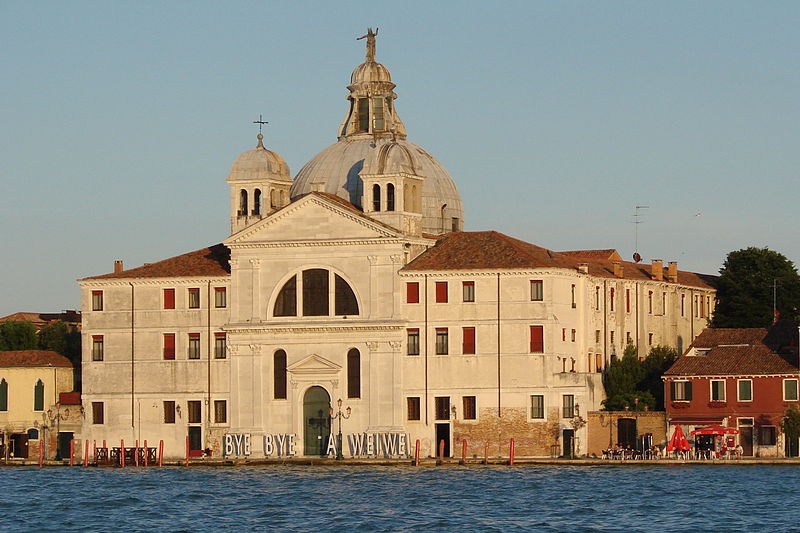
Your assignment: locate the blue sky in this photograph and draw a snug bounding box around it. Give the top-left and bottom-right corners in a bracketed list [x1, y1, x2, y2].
[1, 1, 798, 316]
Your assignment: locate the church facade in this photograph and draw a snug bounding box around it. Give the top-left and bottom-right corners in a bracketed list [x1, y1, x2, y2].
[78, 33, 715, 459]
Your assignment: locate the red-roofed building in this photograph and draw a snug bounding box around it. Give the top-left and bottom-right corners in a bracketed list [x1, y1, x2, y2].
[0, 311, 81, 332]
[664, 323, 800, 457]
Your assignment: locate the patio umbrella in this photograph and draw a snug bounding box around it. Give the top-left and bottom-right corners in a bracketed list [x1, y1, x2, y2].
[667, 425, 691, 452]
[690, 424, 739, 436]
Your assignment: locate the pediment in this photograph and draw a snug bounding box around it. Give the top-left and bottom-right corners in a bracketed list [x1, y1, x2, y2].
[225, 194, 400, 245]
[287, 354, 341, 375]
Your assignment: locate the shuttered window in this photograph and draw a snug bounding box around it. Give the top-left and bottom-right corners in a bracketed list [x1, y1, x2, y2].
[530, 280, 543, 301]
[407, 397, 421, 421]
[435, 282, 448, 303]
[463, 396, 476, 420]
[406, 282, 420, 304]
[671, 380, 692, 401]
[214, 400, 227, 423]
[530, 325, 544, 353]
[163, 333, 176, 360]
[164, 401, 176, 423]
[462, 327, 475, 354]
[435, 328, 449, 355]
[0, 379, 7, 411]
[163, 288, 175, 309]
[187, 401, 201, 424]
[92, 402, 104, 424]
[530, 395, 544, 419]
[462, 281, 475, 302]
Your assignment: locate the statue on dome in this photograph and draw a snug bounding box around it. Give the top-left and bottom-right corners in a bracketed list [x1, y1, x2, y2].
[357, 27, 379, 62]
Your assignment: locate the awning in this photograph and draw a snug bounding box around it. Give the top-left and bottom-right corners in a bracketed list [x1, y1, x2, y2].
[669, 417, 724, 425]
[690, 424, 739, 436]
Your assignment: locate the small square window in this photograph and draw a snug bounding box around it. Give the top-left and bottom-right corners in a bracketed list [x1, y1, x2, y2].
[407, 329, 420, 356]
[462, 281, 475, 302]
[91, 291, 103, 311]
[530, 280, 543, 301]
[407, 397, 421, 421]
[462, 396, 476, 420]
[188, 288, 200, 309]
[214, 287, 227, 308]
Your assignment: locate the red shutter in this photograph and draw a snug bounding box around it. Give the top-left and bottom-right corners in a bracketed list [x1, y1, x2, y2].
[163, 288, 175, 309]
[530, 326, 544, 353]
[435, 281, 448, 303]
[406, 282, 420, 304]
[188, 333, 200, 340]
[462, 327, 475, 354]
[163, 333, 175, 359]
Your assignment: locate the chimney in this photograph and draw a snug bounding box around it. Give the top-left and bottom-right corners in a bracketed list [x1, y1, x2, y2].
[651, 259, 663, 281]
[578, 263, 589, 274]
[612, 262, 624, 278]
[667, 261, 678, 283]
[114, 260, 124, 274]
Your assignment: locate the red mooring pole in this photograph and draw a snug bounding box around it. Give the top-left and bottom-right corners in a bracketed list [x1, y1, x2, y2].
[69, 439, 74, 466]
[460, 439, 467, 465]
[509, 438, 516, 466]
[414, 439, 420, 466]
[38, 440, 43, 467]
[158, 440, 164, 467]
[144, 440, 148, 467]
[483, 442, 489, 464]
[120, 439, 125, 467]
[84, 440, 89, 467]
[437, 439, 445, 465]
[93, 440, 97, 465]
[135, 440, 139, 467]
[185, 436, 189, 467]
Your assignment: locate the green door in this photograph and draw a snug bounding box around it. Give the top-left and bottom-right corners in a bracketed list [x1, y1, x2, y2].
[303, 386, 331, 456]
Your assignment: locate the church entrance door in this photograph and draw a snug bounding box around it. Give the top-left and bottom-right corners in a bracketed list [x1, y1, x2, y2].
[303, 386, 331, 457]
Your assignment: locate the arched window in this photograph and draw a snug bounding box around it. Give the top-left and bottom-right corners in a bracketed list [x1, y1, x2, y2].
[411, 185, 418, 212]
[33, 379, 44, 411]
[27, 428, 39, 440]
[335, 274, 358, 315]
[274, 349, 287, 399]
[372, 184, 381, 212]
[358, 98, 370, 132]
[303, 269, 329, 316]
[386, 183, 395, 211]
[253, 189, 261, 215]
[274, 275, 297, 317]
[270, 189, 278, 209]
[347, 348, 360, 399]
[0, 379, 7, 411]
[239, 189, 248, 216]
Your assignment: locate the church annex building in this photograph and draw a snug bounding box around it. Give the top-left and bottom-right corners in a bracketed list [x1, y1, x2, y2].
[78, 32, 715, 459]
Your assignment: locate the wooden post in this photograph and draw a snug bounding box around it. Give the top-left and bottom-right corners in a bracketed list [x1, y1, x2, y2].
[135, 440, 139, 467]
[38, 440, 43, 467]
[483, 442, 489, 464]
[413, 439, 420, 466]
[436, 439, 445, 466]
[158, 440, 164, 467]
[69, 439, 74, 466]
[143, 440, 148, 467]
[459, 439, 467, 465]
[120, 439, 125, 467]
[185, 436, 189, 467]
[93, 440, 97, 465]
[84, 440, 89, 467]
[509, 438, 515, 466]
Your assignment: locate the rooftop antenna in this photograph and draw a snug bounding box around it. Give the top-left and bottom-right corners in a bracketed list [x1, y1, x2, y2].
[632, 205, 649, 263]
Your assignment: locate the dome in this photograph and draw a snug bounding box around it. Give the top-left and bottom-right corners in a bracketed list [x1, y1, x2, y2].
[291, 137, 464, 234]
[350, 61, 393, 84]
[226, 134, 291, 182]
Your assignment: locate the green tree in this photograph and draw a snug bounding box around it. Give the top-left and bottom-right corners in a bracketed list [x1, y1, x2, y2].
[640, 345, 677, 410]
[602, 343, 654, 410]
[713, 247, 800, 328]
[781, 406, 800, 445]
[38, 321, 81, 367]
[0, 321, 38, 351]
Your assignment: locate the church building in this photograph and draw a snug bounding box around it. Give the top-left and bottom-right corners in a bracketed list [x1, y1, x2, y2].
[78, 31, 715, 459]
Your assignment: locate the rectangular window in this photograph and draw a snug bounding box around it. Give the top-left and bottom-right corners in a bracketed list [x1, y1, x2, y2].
[406, 282, 420, 304]
[662, 292, 667, 315]
[530, 325, 544, 353]
[463, 396, 476, 420]
[435, 281, 448, 303]
[188, 288, 200, 309]
[609, 288, 615, 311]
[163, 288, 175, 309]
[626, 289, 631, 313]
[595, 330, 601, 344]
[595, 286, 600, 310]
[91, 335, 104, 361]
[188, 333, 201, 359]
[462, 327, 476, 354]
[711, 379, 726, 401]
[92, 402, 104, 424]
[347, 349, 361, 399]
[214, 333, 226, 359]
[435, 396, 450, 420]
[562, 328, 566, 342]
[164, 401, 176, 423]
[274, 350, 287, 400]
[462, 281, 475, 302]
[626, 331, 632, 344]
[301, 268, 328, 316]
[163, 333, 176, 360]
[214, 287, 227, 308]
[214, 400, 227, 424]
[671, 380, 692, 401]
[562, 395, 575, 418]
[648, 291, 653, 314]
[738, 379, 752, 402]
[530, 395, 544, 419]
[187, 400, 202, 424]
[610, 331, 615, 345]
[571, 284, 576, 308]
[435, 328, 449, 355]
[407, 328, 420, 355]
[681, 294, 685, 316]
[407, 397, 421, 421]
[91, 290, 103, 311]
[761, 426, 777, 446]
[530, 280, 543, 301]
[700, 295, 706, 318]
[785, 379, 799, 401]
[648, 332, 653, 346]
[571, 329, 576, 342]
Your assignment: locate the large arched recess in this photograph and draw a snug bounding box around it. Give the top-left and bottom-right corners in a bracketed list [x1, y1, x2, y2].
[269, 267, 362, 318]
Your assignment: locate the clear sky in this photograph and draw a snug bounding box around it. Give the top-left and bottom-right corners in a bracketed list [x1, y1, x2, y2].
[1, 1, 798, 316]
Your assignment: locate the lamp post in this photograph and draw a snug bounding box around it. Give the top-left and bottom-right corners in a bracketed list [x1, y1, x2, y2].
[329, 398, 351, 460]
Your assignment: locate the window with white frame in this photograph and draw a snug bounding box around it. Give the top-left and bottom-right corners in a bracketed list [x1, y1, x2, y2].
[710, 379, 726, 401]
[530, 395, 544, 419]
[737, 379, 752, 402]
[785, 379, 799, 401]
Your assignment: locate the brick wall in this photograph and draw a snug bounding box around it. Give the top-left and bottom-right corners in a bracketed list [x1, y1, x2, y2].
[453, 407, 562, 458]
[587, 411, 666, 456]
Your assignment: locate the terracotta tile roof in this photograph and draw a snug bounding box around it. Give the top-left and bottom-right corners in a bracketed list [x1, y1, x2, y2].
[665, 326, 798, 376]
[402, 231, 579, 271]
[560, 253, 715, 290]
[0, 350, 72, 368]
[0, 311, 81, 325]
[560, 249, 622, 262]
[83, 244, 230, 280]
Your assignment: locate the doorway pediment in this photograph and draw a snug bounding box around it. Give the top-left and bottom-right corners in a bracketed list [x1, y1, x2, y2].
[287, 354, 341, 375]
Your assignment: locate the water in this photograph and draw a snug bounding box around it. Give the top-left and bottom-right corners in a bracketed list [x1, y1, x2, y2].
[1, 465, 797, 532]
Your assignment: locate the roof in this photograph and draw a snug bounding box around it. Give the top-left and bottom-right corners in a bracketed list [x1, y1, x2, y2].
[403, 231, 579, 271]
[0, 311, 81, 325]
[83, 244, 230, 280]
[560, 249, 622, 262]
[665, 326, 798, 376]
[0, 350, 72, 368]
[560, 251, 714, 289]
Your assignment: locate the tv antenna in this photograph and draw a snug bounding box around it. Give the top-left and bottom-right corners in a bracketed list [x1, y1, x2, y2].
[632, 205, 649, 263]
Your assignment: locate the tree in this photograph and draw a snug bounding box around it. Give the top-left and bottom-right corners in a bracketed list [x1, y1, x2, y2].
[640, 345, 677, 410]
[713, 247, 800, 328]
[781, 406, 800, 456]
[0, 321, 37, 351]
[602, 343, 654, 411]
[39, 321, 81, 366]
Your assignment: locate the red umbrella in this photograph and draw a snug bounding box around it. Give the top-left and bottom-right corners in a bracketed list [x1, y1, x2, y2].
[690, 424, 739, 436]
[667, 425, 691, 452]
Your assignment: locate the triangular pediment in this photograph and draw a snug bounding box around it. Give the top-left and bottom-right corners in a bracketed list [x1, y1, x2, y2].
[225, 193, 400, 245]
[287, 354, 341, 374]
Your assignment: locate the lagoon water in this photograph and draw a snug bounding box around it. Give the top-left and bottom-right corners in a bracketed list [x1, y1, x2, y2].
[2, 465, 796, 532]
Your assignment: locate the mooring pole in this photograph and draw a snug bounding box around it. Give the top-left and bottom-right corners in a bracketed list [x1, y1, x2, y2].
[158, 440, 164, 467]
[459, 439, 467, 465]
[121, 439, 125, 467]
[69, 439, 74, 466]
[185, 436, 189, 467]
[144, 439, 148, 467]
[84, 440, 89, 467]
[413, 439, 420, 466]
[509, 438, 515, 466]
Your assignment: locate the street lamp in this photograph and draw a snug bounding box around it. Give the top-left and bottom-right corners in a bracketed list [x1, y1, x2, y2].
[329, 398, 351, 460]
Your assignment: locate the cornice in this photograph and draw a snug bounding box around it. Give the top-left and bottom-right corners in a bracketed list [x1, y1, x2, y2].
[225, 324, 404, 334]
[79, 277, 230, 287]
[228, 238, 405, 249]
